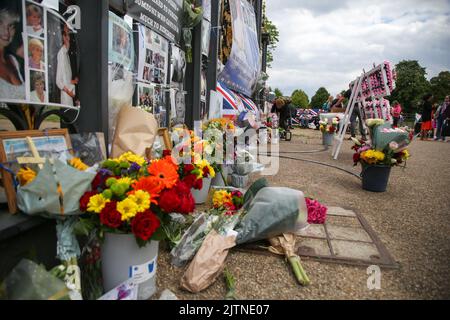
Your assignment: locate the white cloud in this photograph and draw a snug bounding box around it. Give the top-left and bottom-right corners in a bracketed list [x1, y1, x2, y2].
[266, 0, 450, 99]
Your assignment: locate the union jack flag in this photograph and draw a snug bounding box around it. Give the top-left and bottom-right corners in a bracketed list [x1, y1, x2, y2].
[216, 81, 245, 118]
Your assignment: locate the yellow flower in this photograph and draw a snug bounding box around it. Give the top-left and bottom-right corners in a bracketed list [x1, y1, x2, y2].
[402, 149, 410, 160]
[361, 150, 385, 164]
[87, 194, 110, 213]
[116, 177, 134, 186]
[17, 167, 36, 186]
[117, 198, 139, 221]
[117, 152, 146, 166]
[128, 190, 150, 212]
[194, 158, 216, 178]
[213, 190, 232, 208]
[68, 157, 89, 171]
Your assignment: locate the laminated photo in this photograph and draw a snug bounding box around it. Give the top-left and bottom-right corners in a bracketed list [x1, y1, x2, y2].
[171, 44, 186, 84]
[0, 0, 26, 102]
[108, 12, 134, 70]
[137, 25, 169, 85]
[47, 10, 79, 106]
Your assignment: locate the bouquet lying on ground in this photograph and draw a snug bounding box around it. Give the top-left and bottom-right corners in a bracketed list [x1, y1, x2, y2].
[77, 152, 196, 247]
[352, 119, 411, 167]
[319, 117, 339, 134]
[178, 179, 329, 292]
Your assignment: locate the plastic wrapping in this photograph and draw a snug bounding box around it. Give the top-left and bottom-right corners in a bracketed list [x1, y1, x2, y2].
[69, 133, 107, 166]
[159, 289, 178, 300]
[235, 187, 306, 245]
[17, 159, 95, 216]
[3, 259, 70, 300]
[170, 213, 219, 267]
[371, 123, 410, 151]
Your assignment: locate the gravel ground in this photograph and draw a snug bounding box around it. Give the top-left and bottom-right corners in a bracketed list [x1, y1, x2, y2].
[155, 128, 450, 300]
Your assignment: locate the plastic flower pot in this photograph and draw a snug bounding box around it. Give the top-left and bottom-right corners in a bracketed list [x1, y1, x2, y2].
[191, 177, 212, 204]
[211, 165, 229, 187]
[322, 132, 334, 146]
[360, 164, 391, 192]
[101, 233, 159, 300]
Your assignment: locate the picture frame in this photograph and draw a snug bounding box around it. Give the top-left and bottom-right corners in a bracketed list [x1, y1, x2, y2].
[0, 129, 73, 213]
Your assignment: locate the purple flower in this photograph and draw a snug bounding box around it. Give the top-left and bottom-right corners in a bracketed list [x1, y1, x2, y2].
[99, 168, 113, 176]
[129, 162, 141, 173]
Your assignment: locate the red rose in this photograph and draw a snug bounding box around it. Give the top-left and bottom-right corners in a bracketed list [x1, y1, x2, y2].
[353, 153, 360, 165]
[193, 178, 203, 190]
[175, 181, 190, 194]
[162, 149, 172, 157]
[182, 174, 197, 188]
[91, 172, 111, 191]
[202, 167, 210, 177]
[79, 191, 98, 212]
[159, 188, 181, 213]
[183, 164, 195, 175]
[131, 210, 160, 241]
[99, 201, 122, 228]
[178, 194, 195, 214]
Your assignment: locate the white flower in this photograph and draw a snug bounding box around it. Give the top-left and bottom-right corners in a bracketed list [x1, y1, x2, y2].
[389, 141, 399, 150]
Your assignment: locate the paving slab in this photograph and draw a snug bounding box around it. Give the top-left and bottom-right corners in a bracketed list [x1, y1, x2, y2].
[326, 225, 372, 242]
[296, 224, 326, 238]
[327, 207, 357, 217]
[326, 215, 361, 228]
[331, 240, 380, 261]
[297, 238, 331, 256]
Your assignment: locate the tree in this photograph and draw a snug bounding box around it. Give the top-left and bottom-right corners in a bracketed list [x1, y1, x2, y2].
[430, 71, 450, 103]
[310, 87, 330, 109]
[262, 1, 279, 68]
[340, 90, 349, 107]
[291, 89, 309, 108]
[390, 60, 431, 114]
[274, 88, 283, 98]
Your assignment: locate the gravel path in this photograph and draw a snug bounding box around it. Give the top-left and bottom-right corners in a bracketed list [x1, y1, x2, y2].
[155, 129, 450, 300]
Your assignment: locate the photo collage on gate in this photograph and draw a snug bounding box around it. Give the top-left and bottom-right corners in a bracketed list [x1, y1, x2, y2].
[0, 0, 79, 107]
[137, 25, 169, 126]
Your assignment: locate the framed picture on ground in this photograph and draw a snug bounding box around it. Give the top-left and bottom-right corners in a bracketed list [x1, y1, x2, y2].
[0, 129, 72, 213]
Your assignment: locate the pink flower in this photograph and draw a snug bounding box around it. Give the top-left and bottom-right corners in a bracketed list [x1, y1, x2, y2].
[305, 198, 327, 224]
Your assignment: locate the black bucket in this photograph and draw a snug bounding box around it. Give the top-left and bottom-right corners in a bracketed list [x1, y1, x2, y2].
[361, 164, 391, 192]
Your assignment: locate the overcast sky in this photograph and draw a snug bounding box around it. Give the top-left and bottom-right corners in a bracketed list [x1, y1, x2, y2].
[266, 0, 450, 99]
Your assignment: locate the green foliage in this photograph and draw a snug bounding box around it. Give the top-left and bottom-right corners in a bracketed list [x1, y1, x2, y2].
[291, 89, 309, 108]
[274, 88, 283, 97]
[310, 87, 330, 109]
[390, 60, 431, 114]
[224, 268, 237, 300]
[262, 2, 279, 68]
[430, 71, 450, 103]
[340, 90, 349, 106]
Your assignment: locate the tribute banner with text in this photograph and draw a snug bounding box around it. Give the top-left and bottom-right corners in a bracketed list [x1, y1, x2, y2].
[125, 0, 183, 44]
[218, 0, 261, 97]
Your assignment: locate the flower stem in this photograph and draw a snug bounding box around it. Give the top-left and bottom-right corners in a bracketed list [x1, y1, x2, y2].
[288, 256, 310, 286]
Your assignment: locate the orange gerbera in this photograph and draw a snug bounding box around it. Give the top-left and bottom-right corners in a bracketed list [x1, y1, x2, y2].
[163, 155, 179, 172]
[147, 159, 179, 189]
[131, 176, 164, 204]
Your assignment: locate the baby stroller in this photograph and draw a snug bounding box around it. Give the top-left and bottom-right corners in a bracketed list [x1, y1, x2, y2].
[279, 118, 292, 141]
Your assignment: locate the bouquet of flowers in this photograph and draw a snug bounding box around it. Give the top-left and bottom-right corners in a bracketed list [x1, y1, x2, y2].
[78, 152, 196, 247]
[319, 117, 339, 134]
[352, 137, 410, 167]
[202, 118, 236, 132]
[211, 189, 244, 215]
